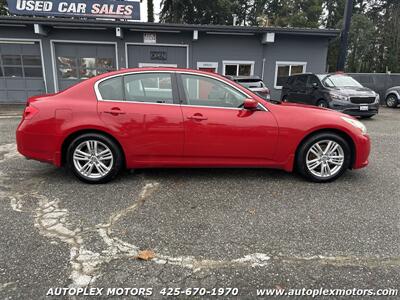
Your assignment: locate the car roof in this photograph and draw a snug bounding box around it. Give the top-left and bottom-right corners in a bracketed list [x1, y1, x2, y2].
[63, 67, 258, 99]
[94, 67, 231, 82]
[229, 76, 262, 81]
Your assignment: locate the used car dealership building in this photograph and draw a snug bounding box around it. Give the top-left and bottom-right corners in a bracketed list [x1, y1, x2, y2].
[0, 16, 338, 103]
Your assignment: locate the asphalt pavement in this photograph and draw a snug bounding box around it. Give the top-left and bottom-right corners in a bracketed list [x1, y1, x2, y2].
[0, 107, 399, 299]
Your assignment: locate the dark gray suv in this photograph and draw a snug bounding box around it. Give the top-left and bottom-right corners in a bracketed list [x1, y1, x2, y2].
[281, 73, 380, 118]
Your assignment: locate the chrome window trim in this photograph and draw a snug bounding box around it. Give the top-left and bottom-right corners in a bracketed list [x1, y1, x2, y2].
[94, 70, 269, 112]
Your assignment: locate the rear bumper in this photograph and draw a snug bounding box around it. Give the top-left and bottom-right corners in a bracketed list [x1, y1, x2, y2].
[16, 121, 61, 167]
[353, 134, 371, 169]
[329, 101, 379, 117]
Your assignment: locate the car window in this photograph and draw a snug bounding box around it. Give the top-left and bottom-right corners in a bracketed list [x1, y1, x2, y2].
[181, 74, 247, 108]
[285, 76, 294, 87]
[293, 75, 307, 89]
[98, 76, 124, 101]
[306, 75, 319, 88]
[124, 73, 174, 104]
[236, 79, 265, 89]
[323, 75, 363, 88]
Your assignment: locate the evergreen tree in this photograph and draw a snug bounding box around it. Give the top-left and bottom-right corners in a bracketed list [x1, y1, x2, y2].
[0, 0, 8, 15]
[148, 0, 154, 22]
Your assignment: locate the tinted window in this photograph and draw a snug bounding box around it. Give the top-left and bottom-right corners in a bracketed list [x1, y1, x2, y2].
[306, 75, 319, 88]
[181, 74, 246, 108]
[124, 73, 173, 104]
[286, 76, 295, 86]
[98, 76, 124, 100]
[293, 75, 307, 89]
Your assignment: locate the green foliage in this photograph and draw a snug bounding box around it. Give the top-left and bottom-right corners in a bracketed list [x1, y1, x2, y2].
[148, 0, 154, 22]
[159, 0, 398, 73]
[160, 0, 235, 24]
[0, 0, 9, 15]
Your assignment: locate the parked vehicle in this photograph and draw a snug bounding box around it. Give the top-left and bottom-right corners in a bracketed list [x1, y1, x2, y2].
[227, 76, 271, 100]
[384, 86, 400, 108]
[281, 73, 380, 118]
[17, 68, 370, 184]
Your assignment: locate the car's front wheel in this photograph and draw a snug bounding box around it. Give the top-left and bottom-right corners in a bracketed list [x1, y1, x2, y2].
[316, 99, 329, 108]
[296, 133, 351, 183]
[67, 133, 123, 183]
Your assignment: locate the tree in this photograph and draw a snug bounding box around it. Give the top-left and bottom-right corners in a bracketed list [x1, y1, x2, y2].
[147, 0, 154, 22]
[0, 0, 8, 15]
[346, 14, 375, 72]
[381, 0, 400, 72]
[160, 0, 235, 25]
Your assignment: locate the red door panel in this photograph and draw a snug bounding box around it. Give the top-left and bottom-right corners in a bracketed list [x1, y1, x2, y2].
[181, 106, 279, 162]
[98, 101, 184, 164]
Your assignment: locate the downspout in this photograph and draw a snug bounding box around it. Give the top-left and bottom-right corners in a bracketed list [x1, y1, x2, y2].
[261, 58, 266, 80]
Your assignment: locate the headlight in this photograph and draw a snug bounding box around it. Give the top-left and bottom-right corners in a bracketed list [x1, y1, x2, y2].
[330, 92, 349, 101]
[341, 116, 367, 135]
[375, 93, 380, 103]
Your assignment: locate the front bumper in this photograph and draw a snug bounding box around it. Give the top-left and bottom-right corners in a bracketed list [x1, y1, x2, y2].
[353, 134, 371, 169]
[329, 100, 379, 117]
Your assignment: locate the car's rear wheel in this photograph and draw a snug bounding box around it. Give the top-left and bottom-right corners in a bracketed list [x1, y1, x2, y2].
[386, 94, 398, 108]
[67, 133, 123, 183]
[317, 99, 329, 108]
[296, 133, 351, 183]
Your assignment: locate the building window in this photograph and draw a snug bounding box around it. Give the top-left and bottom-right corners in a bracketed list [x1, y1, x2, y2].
[222, 61, 254, 76]
[0, 54, 42, 78]
[275, 61, 307, 89]
[57, 56, 115, 80]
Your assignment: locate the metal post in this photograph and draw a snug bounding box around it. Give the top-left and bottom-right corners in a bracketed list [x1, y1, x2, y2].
[336, 0, 353, 71]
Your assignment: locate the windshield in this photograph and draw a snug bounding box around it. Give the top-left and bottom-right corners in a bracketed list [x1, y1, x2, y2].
[236, 80, 266, 89]
[322, 75, 363, 88]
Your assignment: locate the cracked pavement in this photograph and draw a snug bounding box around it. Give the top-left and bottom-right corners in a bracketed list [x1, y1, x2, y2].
[0, 107, 399, 299]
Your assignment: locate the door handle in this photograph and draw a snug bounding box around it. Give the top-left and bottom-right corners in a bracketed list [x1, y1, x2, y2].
[187, 114, 208, 121]
[103, 107, 126, 115]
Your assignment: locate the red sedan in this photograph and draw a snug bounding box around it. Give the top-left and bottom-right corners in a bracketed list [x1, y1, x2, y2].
[16, 68, 370, 183]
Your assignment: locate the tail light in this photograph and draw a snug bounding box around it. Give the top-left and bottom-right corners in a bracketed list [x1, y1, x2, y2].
[257, 89, 271, 100]
[23, 104, 39, 120]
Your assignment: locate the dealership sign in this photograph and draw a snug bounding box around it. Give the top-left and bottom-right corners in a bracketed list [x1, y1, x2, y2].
[6, 0, 140, 19]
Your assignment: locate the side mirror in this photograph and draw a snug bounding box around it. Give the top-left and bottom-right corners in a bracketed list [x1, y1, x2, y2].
[243, 98, 258, 110]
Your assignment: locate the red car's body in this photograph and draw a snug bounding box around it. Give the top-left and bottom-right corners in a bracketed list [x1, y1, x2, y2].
[16, 68, 370, 181]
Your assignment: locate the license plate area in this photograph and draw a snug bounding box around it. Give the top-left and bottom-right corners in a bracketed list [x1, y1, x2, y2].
[360, 105, 369, 111]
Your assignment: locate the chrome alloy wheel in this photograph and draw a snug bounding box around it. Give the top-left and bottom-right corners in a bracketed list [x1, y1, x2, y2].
[306, 140, 345, 178]
[386, 95, 397, 107]
[72, 140, 114, 179]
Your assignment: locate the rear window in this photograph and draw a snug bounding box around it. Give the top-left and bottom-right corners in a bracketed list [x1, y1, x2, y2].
[236, 79, 266, 88]
[97, 72, 174, 104]
[98, 76, 124, 100]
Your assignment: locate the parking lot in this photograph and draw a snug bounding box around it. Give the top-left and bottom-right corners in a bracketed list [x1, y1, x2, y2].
[0, 107, 399, 299]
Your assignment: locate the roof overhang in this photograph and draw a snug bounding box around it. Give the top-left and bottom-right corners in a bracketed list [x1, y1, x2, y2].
[0, 16, 340, 38]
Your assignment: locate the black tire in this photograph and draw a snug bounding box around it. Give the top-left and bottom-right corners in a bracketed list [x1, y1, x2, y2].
[296, 132, 351, 183]
[316, 99, 329, 108]
[360, 115, 374, 119]
[67, 133, 123, 184]
[386, 94, 398, 108]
